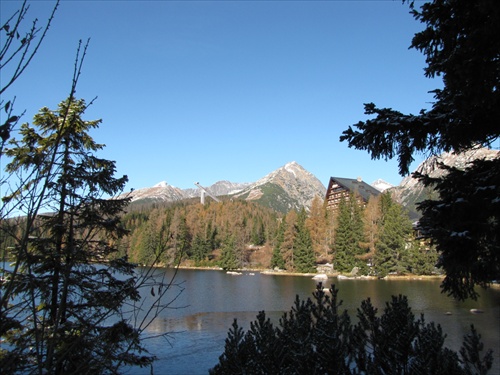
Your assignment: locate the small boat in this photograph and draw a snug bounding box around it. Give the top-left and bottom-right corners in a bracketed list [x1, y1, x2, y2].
[226, 271, 242, 275]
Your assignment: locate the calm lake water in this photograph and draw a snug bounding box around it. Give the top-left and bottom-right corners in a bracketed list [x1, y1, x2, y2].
[126, 268, 500, 375]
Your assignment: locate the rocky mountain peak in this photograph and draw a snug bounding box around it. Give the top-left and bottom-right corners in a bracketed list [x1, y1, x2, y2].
[235, 161, 326, 212]
[392, 147, 499, 218]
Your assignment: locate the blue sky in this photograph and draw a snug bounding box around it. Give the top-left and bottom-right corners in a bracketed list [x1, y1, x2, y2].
[1, 0, 439, 191]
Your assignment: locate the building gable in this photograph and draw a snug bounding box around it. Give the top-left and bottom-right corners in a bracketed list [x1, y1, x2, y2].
[325, 177, 380, 211]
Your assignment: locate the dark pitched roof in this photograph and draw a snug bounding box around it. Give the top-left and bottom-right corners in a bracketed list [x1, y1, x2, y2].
[327, 177, 381, 201]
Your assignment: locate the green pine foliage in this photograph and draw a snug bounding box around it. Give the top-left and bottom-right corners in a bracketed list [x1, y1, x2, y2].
[374, 197, 414, 277]
[1, 97, 153, 373]
[404, 237, 439, 276]
[333, 194, 366, 273]
[191, 233, 212, 264]
[340, 0, 500, 299]
[211, 284, 493, 375]
[270, 217, 286, 270]
[219, 235, 239, 270]
[293, 208, 316, 273]
[416, 159, 500, 299]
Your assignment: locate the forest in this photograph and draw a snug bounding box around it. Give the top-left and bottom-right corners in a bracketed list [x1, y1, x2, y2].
[117, 192, 439, 278]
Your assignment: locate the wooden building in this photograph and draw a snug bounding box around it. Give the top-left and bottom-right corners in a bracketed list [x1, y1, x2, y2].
[325, 176, 381, 212]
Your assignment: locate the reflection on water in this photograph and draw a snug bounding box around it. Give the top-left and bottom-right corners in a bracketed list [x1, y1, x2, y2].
[126, 269, 500, 375]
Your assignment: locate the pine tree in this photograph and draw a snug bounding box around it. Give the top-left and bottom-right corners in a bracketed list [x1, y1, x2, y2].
[340, 0, 500, 299]
[170, 208, 191, 265]
[270, 217, 286, 270]
[251, 216, 266, 246]
[294, 208, 316, 273]
[191, 233, 211, 264]
[212, 284, 493, 374]
[281, 210, 298, 271]
[333, 194, 366, 273]
[219, 235, 239, 270]
[374, 198, 413, 277]
[1, 97, 153, 373]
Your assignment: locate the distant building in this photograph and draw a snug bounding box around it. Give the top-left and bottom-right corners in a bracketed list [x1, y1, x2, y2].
[325, 176, 381, 212]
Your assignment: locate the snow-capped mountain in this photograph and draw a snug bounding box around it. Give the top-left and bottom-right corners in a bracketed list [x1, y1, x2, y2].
[232, 161, 326, 213]
[121, 162, 326, 212]
[371, 179, 393, 192]
[121, 181, 185, 203]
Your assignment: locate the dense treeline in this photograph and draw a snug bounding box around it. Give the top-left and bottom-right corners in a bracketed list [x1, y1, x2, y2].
[118, 200, 280, 269]
[118, 192, 439, 276]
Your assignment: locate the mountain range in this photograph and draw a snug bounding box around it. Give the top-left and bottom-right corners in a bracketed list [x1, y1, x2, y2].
[121, 148, 499, 214]
[122, 161, 327, 213]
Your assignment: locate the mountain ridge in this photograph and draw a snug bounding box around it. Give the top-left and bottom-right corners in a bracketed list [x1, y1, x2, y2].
[121, 161, 328, 212]
[120, 147, 499, 214]
[390, 147, 500, 218]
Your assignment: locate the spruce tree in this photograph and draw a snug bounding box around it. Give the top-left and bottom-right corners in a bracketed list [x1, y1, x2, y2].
[340, 0, 500, 299]
[212, 284, 493, 374]
[374, 199, 413, 277]
[191, 233, 211, 264]
[333, 195, 366, 273]
[219, 235, 239, 270]
[293, 208, 316, 273]
[281, 210, 298, 271]
[270, 216, 286, 270]
[251, 216, 266, 246]
[1, 97, 153, 373]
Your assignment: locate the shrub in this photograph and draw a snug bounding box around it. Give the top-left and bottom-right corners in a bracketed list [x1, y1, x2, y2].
[210, 284, 493, 375]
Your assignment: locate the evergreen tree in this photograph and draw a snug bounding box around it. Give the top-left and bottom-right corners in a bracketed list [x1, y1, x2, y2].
[191, 233, 211, 264]
[211, 284, 493, 374]
[170, 209, 190, 264]
[333, 195, 366, 273]
[270, 216, 286, 270]
[340, 0, 500, 299]
[1, 97, 153, 373]
[374, 199, 413, 277]
[206, 220, 219, 252]
[404, 237, 439, 276]
[219, 235, 239, 270]
[251, 216, 266, 246]
[417, 159, 500, 299]
[281, 210, 298, 271]
[293, 208, 316, 273]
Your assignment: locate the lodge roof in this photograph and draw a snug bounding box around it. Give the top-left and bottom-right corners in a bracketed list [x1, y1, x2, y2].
[326, 176, 381, 202]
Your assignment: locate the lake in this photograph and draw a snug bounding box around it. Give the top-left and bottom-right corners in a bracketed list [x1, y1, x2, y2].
[127, 268, 500, 375]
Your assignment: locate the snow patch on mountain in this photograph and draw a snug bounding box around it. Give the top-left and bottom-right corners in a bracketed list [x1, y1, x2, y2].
[371, 179, 393, 192]
[153, 181, 169, 188]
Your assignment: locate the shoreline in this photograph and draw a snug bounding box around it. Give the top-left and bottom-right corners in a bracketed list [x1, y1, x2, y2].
[175, 265, 446, 280]
[161, 265, 499, 288]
